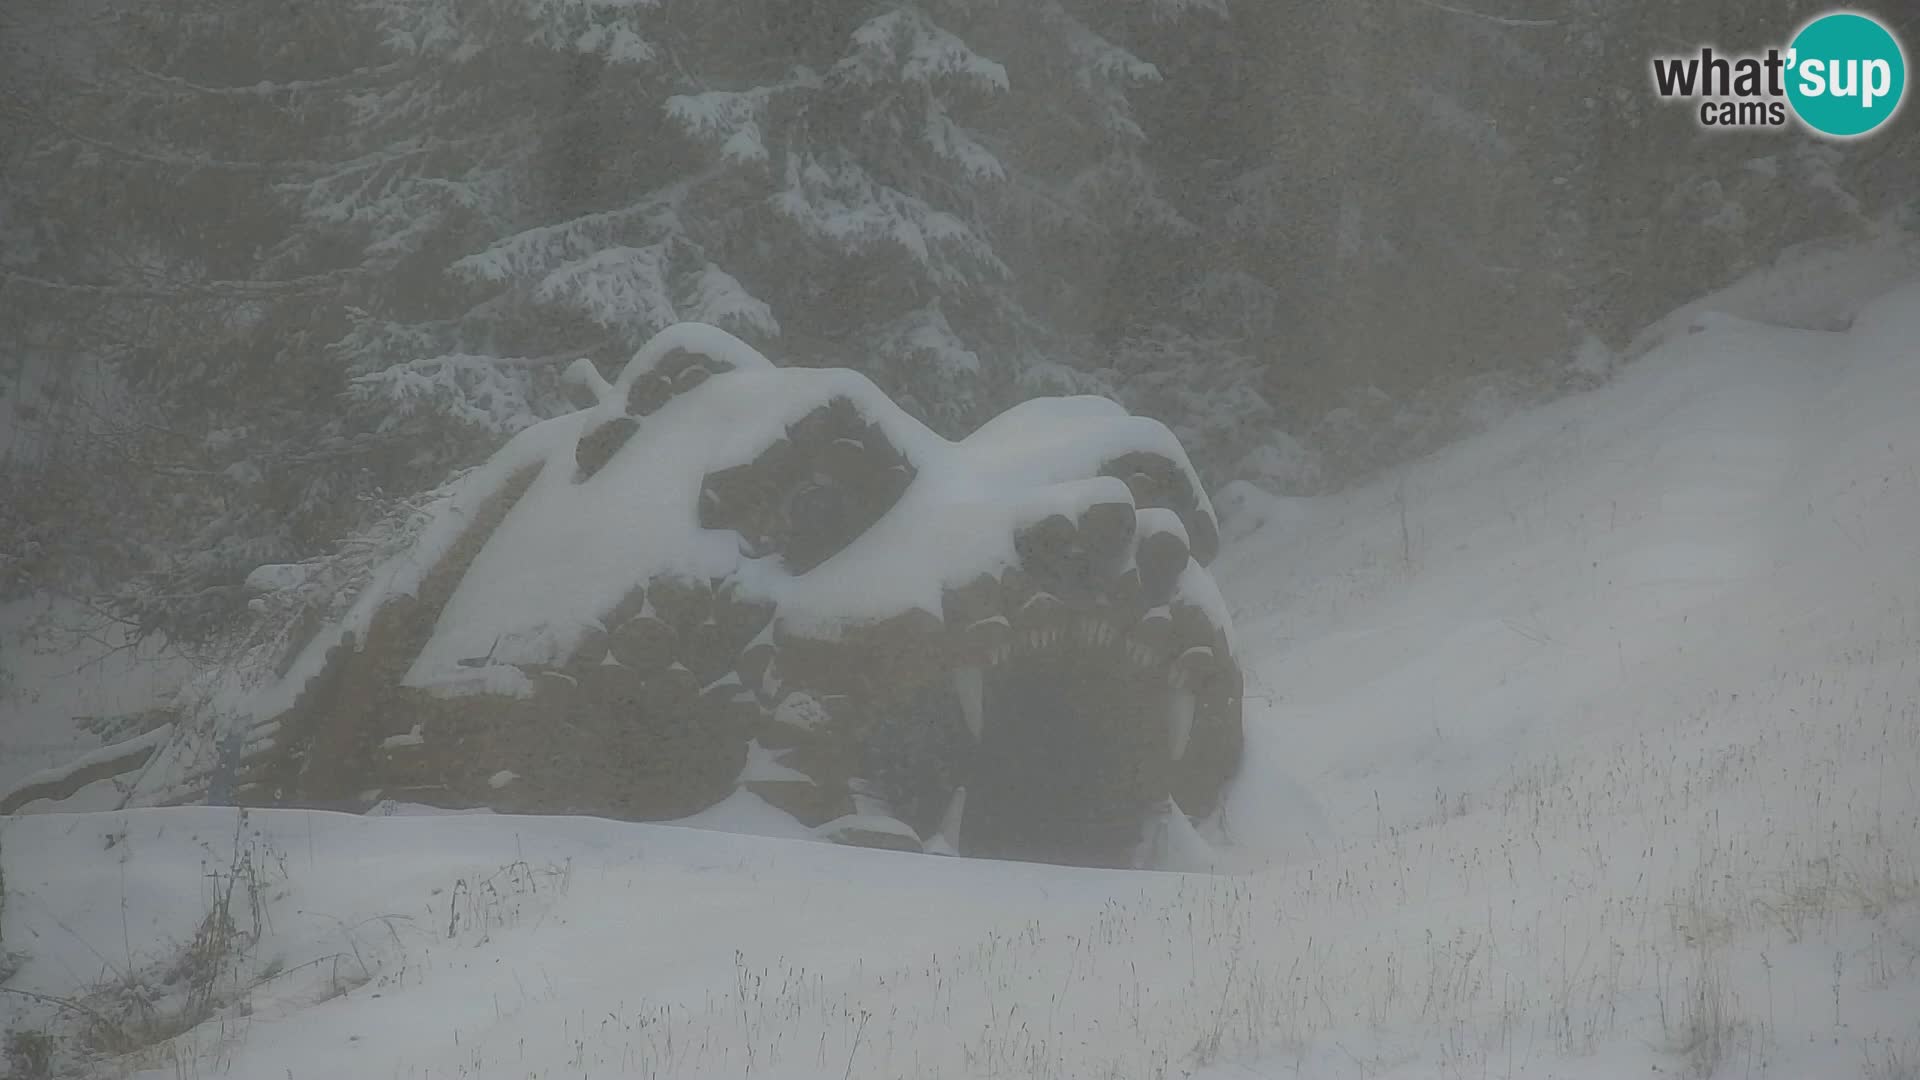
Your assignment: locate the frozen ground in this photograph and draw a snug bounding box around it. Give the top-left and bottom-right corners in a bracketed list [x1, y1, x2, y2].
[3, 249, 1919, 1077]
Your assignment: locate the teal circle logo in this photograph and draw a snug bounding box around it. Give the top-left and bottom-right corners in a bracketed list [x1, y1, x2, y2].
[1786, 12, 1906, 138]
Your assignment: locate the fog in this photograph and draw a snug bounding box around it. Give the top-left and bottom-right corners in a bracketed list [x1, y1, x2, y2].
[2, 2, 1917, 1077]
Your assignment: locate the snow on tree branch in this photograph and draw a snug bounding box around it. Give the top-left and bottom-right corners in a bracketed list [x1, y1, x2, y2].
[773, 153, 1006, 289]
[923, 99, 1006, 182]
[681, 266, 780, 339]
[449, 191, 687, 285]
[1050, 7, 1160, 90]
[348, 354, 552, 435]
[835, 8, 1010, 93]
[532, 244, 679, 334]
[666, 70, 821, 166]
[523, 0, 662, 62]
[867, 302, 985, 429]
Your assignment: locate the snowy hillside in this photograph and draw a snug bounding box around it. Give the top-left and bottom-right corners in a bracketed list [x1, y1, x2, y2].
[5, 263, 1920, 1077]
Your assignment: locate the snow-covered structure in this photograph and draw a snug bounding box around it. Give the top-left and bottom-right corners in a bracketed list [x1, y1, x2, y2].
[6, 325, 1243, 867]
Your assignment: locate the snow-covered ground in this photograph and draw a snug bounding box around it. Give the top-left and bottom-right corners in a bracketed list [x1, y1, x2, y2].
[4, 251, 1920, 1077]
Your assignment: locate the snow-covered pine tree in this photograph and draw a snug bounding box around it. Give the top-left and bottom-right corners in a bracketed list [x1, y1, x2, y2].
[0, 0, 396, 640]
[6, 0, 1236, 640]
[1087, 0, 1321, 488]
[315, 0, 1222, 439]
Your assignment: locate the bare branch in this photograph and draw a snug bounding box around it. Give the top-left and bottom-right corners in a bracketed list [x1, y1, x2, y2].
[2, 267, 365, 300]
[1402, 0, 1561, 28]
[0, 96, 335, 172]
[126, 60, 409, 98]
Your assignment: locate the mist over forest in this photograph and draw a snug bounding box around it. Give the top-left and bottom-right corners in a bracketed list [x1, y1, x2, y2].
[4, 7, 1920, 1080]
[3, 0, 1913, 647]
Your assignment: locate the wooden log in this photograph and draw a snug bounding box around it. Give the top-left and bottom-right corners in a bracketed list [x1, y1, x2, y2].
[1135, 512, 1190, 606]
[608, 614, 678, 673]
[1078, 499, 1135, 564]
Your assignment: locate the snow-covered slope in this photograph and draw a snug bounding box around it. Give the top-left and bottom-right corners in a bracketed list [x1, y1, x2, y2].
[4, 267, 1919, 1078]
